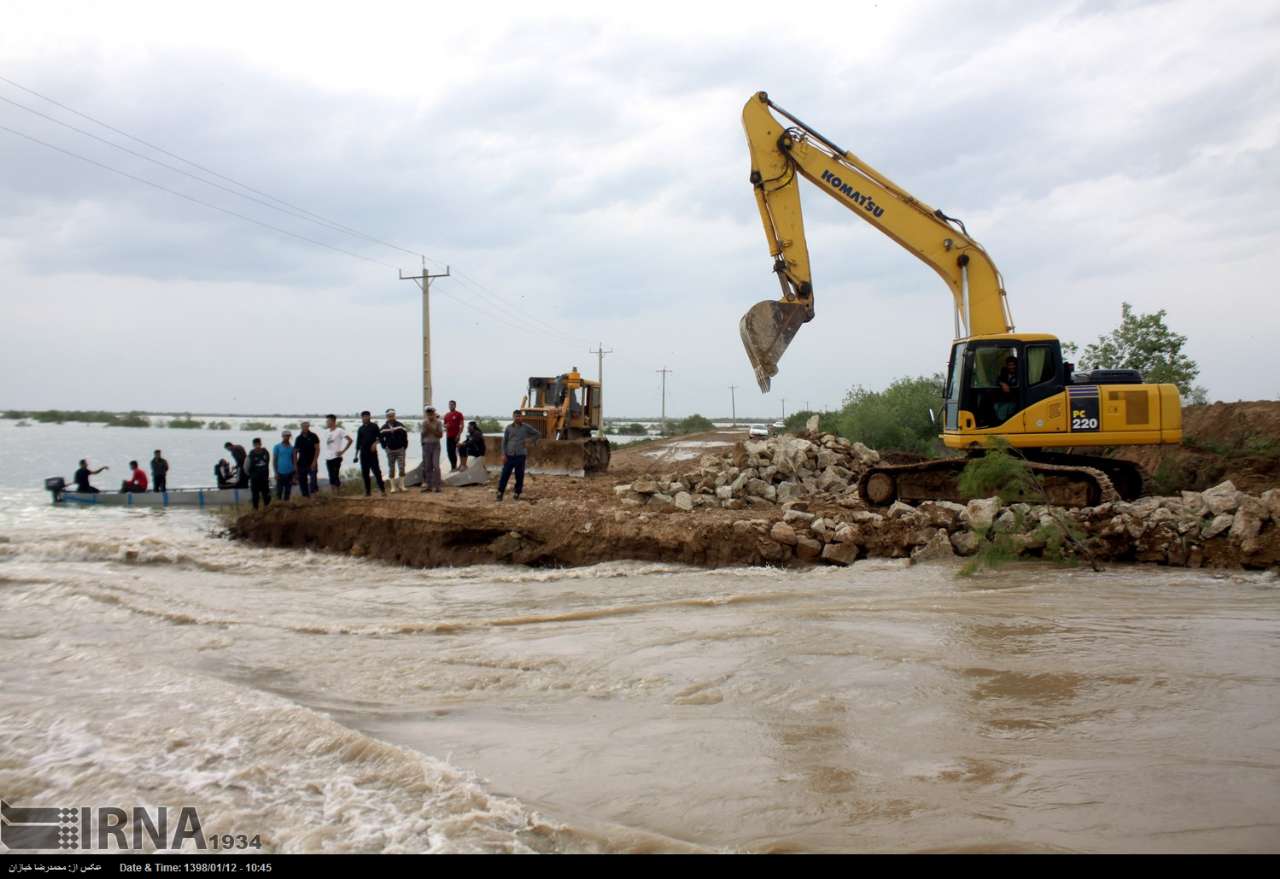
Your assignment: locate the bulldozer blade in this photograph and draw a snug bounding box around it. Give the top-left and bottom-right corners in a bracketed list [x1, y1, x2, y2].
[739, 299, 809, 392]
[481, 437, 611, 478]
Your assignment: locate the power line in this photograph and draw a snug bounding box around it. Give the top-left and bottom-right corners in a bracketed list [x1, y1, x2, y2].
[0, 122, 398, 269]
[1, 116, 580, 343]
[448, 268, 588, 344]
[0, 91, 428, 257]
[0, 74, 600, 351]
[0, 72, 426, 260]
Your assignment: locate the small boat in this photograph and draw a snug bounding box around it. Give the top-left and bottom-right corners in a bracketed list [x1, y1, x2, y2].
[45, 477, 249, 508]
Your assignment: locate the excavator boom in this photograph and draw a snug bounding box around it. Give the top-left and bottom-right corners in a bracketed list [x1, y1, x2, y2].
[740, 91, 1013, 389]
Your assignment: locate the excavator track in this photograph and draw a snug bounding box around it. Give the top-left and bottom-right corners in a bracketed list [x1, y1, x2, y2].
[858, 456, 1120, 508]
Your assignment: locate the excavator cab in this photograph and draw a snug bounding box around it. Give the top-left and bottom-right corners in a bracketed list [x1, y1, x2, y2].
[945, 338, 1065, 431]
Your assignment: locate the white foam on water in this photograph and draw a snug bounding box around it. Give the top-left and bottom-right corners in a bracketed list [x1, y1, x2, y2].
[0, 637, 584, 853]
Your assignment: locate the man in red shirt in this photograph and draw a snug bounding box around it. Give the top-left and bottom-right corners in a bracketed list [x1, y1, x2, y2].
[120, 460, 148, 493]
[443, 400, 465, 471]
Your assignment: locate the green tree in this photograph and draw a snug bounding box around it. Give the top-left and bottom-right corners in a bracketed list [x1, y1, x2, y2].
[1081, 303, 1208, 403]
[835, 374, 945, 455]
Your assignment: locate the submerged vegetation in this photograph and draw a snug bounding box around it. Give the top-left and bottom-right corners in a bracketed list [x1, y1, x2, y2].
[4, 409, 151, 427]
[168, 415, 205, 429]
[664, 414, 716, 436]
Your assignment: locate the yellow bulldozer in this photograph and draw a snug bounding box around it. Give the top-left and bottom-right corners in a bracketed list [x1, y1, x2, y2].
[482, 367, 612, 476]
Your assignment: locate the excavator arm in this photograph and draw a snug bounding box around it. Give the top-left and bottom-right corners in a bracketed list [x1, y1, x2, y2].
[740, 91, 1014, 391]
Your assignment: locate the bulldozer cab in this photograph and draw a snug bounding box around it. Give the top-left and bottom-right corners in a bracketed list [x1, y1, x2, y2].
[522, 369, 603, 440]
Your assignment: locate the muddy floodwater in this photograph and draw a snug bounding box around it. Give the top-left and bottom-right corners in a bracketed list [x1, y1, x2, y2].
[2, 485, 1279, 852]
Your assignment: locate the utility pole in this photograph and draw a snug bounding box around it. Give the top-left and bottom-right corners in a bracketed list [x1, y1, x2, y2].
[657, 367, 672, 434]
[728, 385, 738, 427]
[590, 342, 613, 422]
[399, 259, 450, 412]
[781, 397, 787, 421]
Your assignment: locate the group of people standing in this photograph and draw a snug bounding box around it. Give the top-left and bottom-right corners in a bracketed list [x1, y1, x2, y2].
[351, 401, 486, 497]
[69, 399, 542, 507]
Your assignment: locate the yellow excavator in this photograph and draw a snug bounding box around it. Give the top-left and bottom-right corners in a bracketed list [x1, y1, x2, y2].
[482, 367, 611, 476]
[740, 91, 1181, 505]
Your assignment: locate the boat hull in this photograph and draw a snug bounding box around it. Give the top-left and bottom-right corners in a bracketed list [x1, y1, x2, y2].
[55, 488, 250, 508]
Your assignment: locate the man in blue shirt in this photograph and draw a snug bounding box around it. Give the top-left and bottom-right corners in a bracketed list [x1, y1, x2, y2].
[273, 430, 296, 501]
[496, 411, 541, 502]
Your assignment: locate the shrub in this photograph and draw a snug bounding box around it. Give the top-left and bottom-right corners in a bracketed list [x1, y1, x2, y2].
[477, 418, 503, 433]
[239, 421, 275, 431]
[609, 422, 650, 436]
[206, 420, 232, 430]
[168, 414, 205, 429]
[957, 440, 1038, 503]
[835, 374, 945, 455]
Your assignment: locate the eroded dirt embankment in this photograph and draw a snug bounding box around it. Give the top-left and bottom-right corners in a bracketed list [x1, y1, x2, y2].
[230, 490, 788, 568]
[230, 428, 1280, 572]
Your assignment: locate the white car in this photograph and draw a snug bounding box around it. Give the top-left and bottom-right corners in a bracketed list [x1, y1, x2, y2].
[748, 423, 769, 438]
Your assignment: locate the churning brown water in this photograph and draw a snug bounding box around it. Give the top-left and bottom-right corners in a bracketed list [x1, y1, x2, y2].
[2, 489, 1279, 852]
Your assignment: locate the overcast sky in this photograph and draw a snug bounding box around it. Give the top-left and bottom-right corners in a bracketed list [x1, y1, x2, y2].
[2, 0, 1276, 418]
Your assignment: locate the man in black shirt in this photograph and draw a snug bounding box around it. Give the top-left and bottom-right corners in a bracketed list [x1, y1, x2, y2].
[292, 421, 321, 498]
[354, 410, 386, 497]
[73, 459, 107, 493]
[224, 442, 249, 488]
[246, 438, 272, 510]
[151, 450, 169, 493]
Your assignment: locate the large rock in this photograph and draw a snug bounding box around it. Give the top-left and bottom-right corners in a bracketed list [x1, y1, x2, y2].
[1261, 489, 1280, 522]
[833, 524, 861, 544]
[770, 522, 799, 546]
[1202, 481, 1243, 516]
[795, 535, 823, 561]
[444, 458, 490, 487]
[887, 501, 917, 520]
[1181, 491, 1208, 518]
[783, 508, 816, 525]
[674, 491, 694, 512]
[850, 442, 880, 465]
[950, 531, 982, 556]
[1202, 514, 1233, 540]
[918, 500, 966, 529]
[821, 541, 859, 565]
[632, 476, 659, 495]
[964, 497, 1002, 532]
[1230, 497, 1266, 541]
[912, 529, 957, 563]
[805, 414, 821, 433]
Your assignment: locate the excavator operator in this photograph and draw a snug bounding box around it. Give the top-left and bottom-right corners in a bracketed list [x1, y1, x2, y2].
[995, 356, 1019, 423]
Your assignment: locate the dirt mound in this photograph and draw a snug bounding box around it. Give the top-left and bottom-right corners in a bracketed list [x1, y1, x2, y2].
[1115, 400, 1280, 494]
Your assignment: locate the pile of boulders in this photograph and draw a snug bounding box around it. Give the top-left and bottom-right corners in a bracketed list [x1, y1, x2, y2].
[614, 432, 881, 511]
[721, 480, 1280, 569]
[615, 450, 1280, 568]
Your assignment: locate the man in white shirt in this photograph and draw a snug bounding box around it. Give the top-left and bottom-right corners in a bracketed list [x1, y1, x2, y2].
[324, 413, 353, 493]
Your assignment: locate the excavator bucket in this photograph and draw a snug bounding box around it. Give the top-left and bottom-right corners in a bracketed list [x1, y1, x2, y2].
[739, 299, 810, 392]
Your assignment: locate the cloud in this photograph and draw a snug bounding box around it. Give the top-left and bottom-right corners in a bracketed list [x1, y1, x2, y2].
[0, 0, 1277, 418]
